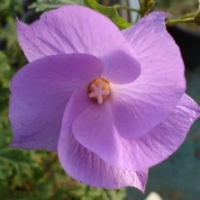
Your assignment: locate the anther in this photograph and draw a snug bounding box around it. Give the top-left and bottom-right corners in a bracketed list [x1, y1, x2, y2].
[88, 78, 110, 104]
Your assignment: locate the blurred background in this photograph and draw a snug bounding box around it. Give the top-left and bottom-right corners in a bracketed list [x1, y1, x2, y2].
[0, 0, 200, 199]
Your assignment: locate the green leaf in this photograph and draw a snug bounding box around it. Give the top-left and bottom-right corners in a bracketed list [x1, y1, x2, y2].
[29, 0, 83, 12]
[84, 0, 131, 29]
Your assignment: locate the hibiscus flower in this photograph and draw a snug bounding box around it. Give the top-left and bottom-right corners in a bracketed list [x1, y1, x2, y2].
[9, 5, 200, 191]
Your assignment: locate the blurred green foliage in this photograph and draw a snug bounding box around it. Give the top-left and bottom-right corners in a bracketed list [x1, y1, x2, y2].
[30, 0, 131, 29]
[29, 0, 83, 12]
[0, 0, 127, 199]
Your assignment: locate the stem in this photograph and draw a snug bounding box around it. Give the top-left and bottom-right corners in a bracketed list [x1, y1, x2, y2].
[180, 13, 195, 19]
[165, 17, 194, 26]
[139, 0, 145, 16]
[139, 0, 143, 8]
[113, 4, 141, 13]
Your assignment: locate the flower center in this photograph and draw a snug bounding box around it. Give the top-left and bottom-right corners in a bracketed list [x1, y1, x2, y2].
[88, 78, 110, 104]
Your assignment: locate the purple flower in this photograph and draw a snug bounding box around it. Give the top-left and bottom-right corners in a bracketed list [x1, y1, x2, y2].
[9, 5, 200, 191]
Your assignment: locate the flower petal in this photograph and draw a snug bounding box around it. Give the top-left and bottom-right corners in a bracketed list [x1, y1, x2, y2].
[9, 54, 103, 151]
[62, 88, 132, 172]
[117, 12, 185, 139]
[72, 92, 199, 171]
[120, 93, 200, 170]
[72, 101, 117, 157]
[60, 87, 118, 168]
[58, 133, 148, 190]
[58, 91, 148, 190]
[17, 5, 140, 84]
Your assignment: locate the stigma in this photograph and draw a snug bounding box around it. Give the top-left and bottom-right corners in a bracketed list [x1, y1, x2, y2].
[88, 78, 110, 104]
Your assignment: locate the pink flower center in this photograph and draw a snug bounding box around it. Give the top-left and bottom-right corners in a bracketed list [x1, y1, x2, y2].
[88, 78, 110, 104]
